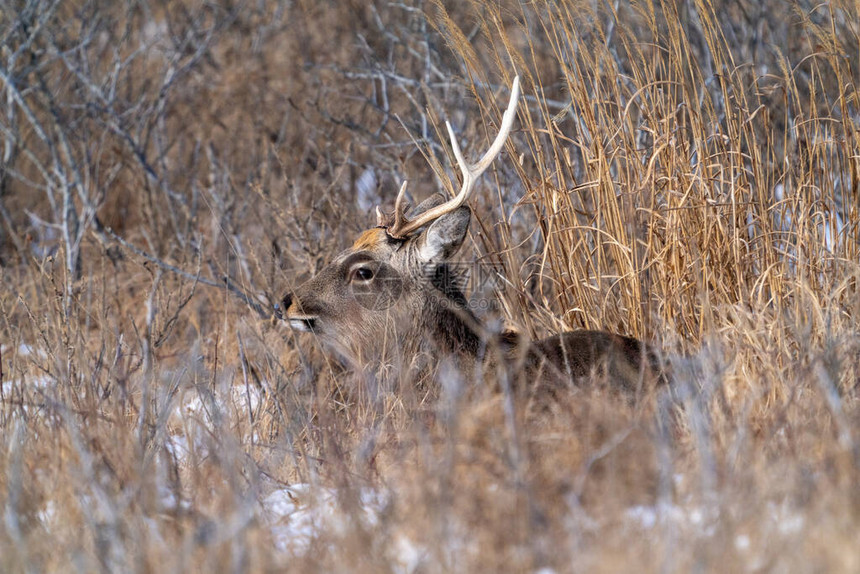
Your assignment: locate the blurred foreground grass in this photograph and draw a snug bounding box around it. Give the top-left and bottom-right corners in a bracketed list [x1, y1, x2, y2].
[1, 0, 859, 571]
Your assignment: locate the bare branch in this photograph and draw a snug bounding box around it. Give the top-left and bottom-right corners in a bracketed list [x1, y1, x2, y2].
[93, 219, 270, 320]
[380, 76, 520, 238]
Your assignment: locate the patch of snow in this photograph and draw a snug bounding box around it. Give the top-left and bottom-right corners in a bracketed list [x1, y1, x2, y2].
[625, 505, 658, 529]
[688, 507, 705, 526]
[232, 383, 263, 412]
[180, 395, 206, 418]
[27, 375, 53, 389]
[2, 374, 56, 399]
[262, 484, 389, 551]
[392, 533, 428, 574]
[625, 496, 807, 563]
[768, 501, 804, 535]
[0, 343, 47, 359]
[624, 502, 718, 535]
[262, 485, 339, 554]
[38, 500, 56, 529]
[158, 483, 190, 513]
[260, 483, 425, 573]
[179, 383, 264, 422]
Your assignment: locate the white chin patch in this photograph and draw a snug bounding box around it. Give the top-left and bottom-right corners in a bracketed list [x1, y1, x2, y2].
[289, 317, 315, 332]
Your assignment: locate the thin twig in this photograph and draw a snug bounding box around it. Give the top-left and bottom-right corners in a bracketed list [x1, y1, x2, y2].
[93, 217, 270, 319]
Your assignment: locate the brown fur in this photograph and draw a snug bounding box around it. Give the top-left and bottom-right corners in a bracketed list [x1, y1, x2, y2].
[351, 228, 387, 251]
[278, 198, 663, 398]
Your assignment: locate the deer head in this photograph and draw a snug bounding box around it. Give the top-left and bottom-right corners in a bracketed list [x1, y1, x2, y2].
[277, 77, 521, 365]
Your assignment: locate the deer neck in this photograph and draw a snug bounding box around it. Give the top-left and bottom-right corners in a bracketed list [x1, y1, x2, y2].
[421, 263, 483, 359]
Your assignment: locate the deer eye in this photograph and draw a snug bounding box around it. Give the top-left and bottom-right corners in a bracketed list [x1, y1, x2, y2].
[351, 266, 375, 282]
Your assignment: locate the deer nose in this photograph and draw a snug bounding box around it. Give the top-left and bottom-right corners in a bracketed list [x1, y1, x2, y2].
[274, 293, 292, 320]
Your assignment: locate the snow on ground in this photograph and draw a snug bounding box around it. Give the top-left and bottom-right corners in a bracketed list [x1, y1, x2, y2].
[624, 495, 805, 538]
[163, 380, 814, 574]
[1, 343, 55, 397]
[263, 485, 362, 553]
[624, 501, 719, 535]
[261, 483, 428, 573]
[1, 343, 47, 359]
[164, 381, 429, 570]
[2, 374, 54, 396]
[177, 379, 264, 422]
[4, 364, 807, 572]
[625, 494, 807, 572]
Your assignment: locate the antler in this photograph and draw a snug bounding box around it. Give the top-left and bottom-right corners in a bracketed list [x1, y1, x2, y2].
[379, 76, 521, 239]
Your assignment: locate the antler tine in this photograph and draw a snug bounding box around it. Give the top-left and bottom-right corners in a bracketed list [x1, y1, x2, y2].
[384, 75, 521, 239]
[375, 181, 409, 228]
[392, 180, 409, 231]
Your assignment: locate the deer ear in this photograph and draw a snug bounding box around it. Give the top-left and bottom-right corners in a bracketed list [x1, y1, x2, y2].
[416, 206, 471, 262]
[409, 193, 447, 217]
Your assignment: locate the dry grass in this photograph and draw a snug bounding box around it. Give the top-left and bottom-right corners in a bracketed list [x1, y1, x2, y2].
[1, 0, 860, 571]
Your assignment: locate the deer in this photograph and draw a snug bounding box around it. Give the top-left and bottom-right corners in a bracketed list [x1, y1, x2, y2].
[276, 77, 661, 400]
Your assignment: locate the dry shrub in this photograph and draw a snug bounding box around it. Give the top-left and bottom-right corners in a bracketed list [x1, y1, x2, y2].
[1, 0, 860, 571]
